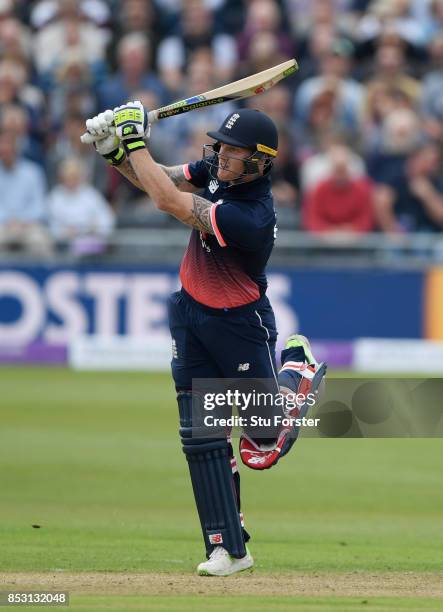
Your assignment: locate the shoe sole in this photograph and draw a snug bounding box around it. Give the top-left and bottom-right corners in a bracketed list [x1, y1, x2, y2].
[298, 361, 327, 419]
[279, 361, 327, 460]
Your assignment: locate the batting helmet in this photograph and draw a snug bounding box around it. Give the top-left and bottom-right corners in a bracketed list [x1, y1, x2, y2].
[203, 109, 278, 183]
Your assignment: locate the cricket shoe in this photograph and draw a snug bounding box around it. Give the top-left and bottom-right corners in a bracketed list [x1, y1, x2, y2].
[240, 334, 327, 470]
[278, 334, 327, 418]
[197, 546, 254, 576]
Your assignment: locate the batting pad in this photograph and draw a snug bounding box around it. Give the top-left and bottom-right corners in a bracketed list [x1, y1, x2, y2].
[177, 391, 247, 559]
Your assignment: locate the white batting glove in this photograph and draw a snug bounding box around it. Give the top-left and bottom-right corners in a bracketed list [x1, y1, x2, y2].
[85, 110, 126, 166]
[113, 100, 150, 155]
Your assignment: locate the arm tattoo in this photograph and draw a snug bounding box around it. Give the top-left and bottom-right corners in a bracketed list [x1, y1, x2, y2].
[160, 165, 191, 190]
[117, 159, 144, 190]
[183, 194, 214, 234]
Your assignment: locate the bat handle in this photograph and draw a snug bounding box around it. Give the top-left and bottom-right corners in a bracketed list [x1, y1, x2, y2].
[147, 109, 159, 125]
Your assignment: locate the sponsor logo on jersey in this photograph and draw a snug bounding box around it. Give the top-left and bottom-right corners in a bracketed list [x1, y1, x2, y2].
[209, 180, 219, 194]
[200, 234, 211, 253]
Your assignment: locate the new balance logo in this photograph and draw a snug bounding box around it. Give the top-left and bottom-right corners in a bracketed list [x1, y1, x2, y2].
[209, 533, 223, 544]
[225, 113, 240, 130]
[238, 363, 250, 371]
[247, 455, 266, 465]
[209, 179, 219, 194]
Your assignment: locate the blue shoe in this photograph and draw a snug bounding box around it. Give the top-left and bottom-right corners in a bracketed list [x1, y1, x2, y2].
[239, 335, 327, 470]
[278, 334, 327, 458]
[279, 334, 318, 399]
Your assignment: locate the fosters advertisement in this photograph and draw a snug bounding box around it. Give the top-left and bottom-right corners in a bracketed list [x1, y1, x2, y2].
[0, 265, 425, 352]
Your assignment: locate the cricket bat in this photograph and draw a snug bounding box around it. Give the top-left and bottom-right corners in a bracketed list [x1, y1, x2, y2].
[80, 58, 298, 144]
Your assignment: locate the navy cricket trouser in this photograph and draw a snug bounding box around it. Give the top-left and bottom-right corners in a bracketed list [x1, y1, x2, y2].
[168, 289, 278, 388]
[168, 289, 278, 546]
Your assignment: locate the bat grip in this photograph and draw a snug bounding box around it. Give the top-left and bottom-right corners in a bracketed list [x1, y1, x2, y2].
[147, 109, 159, 124]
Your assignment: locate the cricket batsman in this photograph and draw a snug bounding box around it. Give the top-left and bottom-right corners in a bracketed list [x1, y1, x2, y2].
[84, 101, 326, 576]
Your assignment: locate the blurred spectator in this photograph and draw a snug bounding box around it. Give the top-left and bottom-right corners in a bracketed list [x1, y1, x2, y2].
[237, 0, 293, 68]
[296, 22, 336, 82]
[117, 0, 154, 32]
[295, 0, 355, 69]
[361, 81, 415, 154]
[0, 59, 46, 164]
[157, 0, 237, 91]
[295, 39, 363, 134]
[115, 0, 163, 50]
[361, 42, 421, 152]
[180, 124, 210, 162]
[246, 31, 289, 75]
[249, 85, 294, 126]
[286, 0, 356, 34]
[0, 0, 13, 20]
[300, 134, 366, 191]
[0, 130, 50, 254]
[365, 43, 420, 104]
[48, 156, 114, 254]
[0, 59, 45, 117]
[30, 0, 111, 29]
[355, 0, 427, 48]
[303, 144, 375, 233]
[296, 81, 353, 160]
[48, 50, 96, 129]
[0, 103, 41, 164]
[367, 108, 422, 184]
[248, 86, 299, 224]
[374, 142, 443, 232]
[0, 0, 441, 244]
[366, 44, 420, 98]
[421, 34, 443, 140]
[0, 17, 32, 64]
[33, 0, 109, 78]
[97, 32, 168, 111]
[269, 131, 299, 227]
[418, 0, 443, 40]
[47, 112, 108, 190]
[157, 49, 236, 164]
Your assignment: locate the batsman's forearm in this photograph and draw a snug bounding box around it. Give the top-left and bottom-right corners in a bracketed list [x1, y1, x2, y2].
[115, 158, 146, 191]
[129, 149, 181, 211]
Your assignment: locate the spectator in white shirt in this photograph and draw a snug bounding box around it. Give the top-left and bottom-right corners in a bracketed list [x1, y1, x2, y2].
[33, 0, 108, 77]
[48, 157, 115, 254]
[0, 130, 51, 255]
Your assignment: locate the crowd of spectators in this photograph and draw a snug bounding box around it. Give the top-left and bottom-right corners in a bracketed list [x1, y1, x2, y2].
[1, 0, 443, 255]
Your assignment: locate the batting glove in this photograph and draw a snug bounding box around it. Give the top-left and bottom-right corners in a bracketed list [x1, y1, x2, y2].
[85, 110, 126, 167]
[113, 100, 150, 156]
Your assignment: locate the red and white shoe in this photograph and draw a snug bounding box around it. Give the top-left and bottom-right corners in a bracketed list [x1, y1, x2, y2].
[239, 352, 327, 470]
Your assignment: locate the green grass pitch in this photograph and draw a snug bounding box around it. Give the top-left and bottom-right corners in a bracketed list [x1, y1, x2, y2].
[0, 367, 442, 611]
